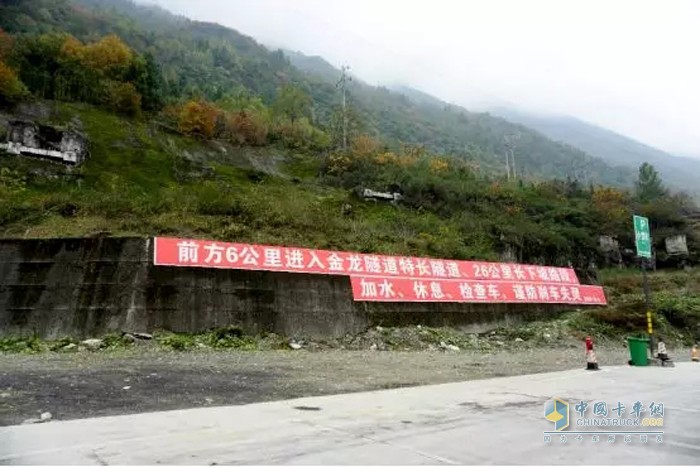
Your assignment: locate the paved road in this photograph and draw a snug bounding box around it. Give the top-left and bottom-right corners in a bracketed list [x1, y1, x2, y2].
[1, 363, 698, 465]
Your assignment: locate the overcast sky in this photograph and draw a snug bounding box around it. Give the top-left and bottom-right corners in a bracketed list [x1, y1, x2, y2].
[146, 0, 700, 157]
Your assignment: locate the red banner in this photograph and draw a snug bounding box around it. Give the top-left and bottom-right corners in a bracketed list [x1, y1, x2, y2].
[350, 276, 607, 305]
[153, 237, 579, 285]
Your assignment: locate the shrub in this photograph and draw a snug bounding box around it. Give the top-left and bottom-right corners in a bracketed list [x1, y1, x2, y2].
[101, 80, 141, 116]
[271, 117, 330, 151]
[155, 332, 197, 351]
[225, 110, 269, 146]
[0, 336, 46, 353]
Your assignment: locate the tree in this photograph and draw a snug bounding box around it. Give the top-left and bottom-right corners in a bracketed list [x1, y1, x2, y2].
[56, 35, 100, 102]
[273, 85, 311, 123]
[429, 157, 450, 174]
[130, 52, 164, 111]
[12, 33, 67, 99]
[350, 134, 380, 156]
[0, 29, 14, 61]
[225, 110, 269, 146]
[217, 87, 267, 114]
[79, 34, 133, 77]
[636, 162, 666, 203]
[591, 186, 630, 234]
[0, 60, 28, 105]
[101, 80, 141, 116]
[0, 28, 26, 105]
[59, 35, 83, 61]
[177, 100, 218, 138]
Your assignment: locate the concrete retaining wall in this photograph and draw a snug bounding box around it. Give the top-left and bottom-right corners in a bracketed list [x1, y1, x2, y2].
[1, 238, 571, 339]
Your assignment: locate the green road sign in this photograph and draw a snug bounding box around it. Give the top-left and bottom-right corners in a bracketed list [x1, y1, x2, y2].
[633, 215, 652, 258]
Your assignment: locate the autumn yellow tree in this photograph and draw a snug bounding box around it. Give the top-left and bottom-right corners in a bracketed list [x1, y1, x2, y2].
[57, 34, 144, 109]
[59, 35, 84, 61]
[592, 186, 631, 234]
[0, 61, 28, 106]
[225, 110, 269, 146]
[325, 152, 354, 175]
[0, 29, 14, 61]
[80, 34, 133, 76]
[350, 134, 380, 157]
[429, 157, 450, 173]
[374, 152, 399, 165]
[0, 29, 27, 105]
[178, 100, 219, 139]
[401, 144, 428, 159]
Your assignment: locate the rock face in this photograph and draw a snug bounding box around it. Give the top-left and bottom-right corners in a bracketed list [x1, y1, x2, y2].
[0, 238, 573, 340]
[360, 188, 403, 204]
[665, 235, 689, 256]
[598, 235, 622, 267]
[81, 338, 103, 350]
[22, 412, 52, 424]
[1, 120, 88, 165]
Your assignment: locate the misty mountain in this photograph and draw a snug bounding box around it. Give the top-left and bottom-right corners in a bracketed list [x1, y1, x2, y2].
[283, 50, 342, 83]
[489, 107, 700, 195]
[385, 84, 446, 108]
[284, 59, 635, 186]
[3, 0, 635, 186]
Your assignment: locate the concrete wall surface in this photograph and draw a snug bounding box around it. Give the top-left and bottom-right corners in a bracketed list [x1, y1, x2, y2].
[0, 238, 568, 339]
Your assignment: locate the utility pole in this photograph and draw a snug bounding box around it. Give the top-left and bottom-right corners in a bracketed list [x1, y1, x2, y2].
[503, 133, 520, 180]
[503, 142, 511, 180]
[336, 65, 351, 151]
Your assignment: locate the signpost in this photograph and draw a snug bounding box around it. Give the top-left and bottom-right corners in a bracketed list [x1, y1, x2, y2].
[634, 215, 652, 259]
[633, 215, 654, 356]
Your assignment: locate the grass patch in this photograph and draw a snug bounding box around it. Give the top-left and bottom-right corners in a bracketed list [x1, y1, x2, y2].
[599, 268, 700, 295]
[0, 336, 47, 353]
[154, 332, 198, 351]
[0, 327, 290, 354]
[153, 326, 290, 352]
[154, 327, 279, 351]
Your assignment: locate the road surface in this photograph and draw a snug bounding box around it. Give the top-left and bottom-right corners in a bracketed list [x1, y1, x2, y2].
[1, 363, 698, 464]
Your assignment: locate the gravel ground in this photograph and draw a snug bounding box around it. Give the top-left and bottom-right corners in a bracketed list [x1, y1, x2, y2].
[0, 345, 644, 427]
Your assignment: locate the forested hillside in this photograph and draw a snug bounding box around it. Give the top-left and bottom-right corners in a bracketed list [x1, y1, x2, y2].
[284, 47, 635, 186]
[490, 107, 700, 197]
[0, 0, 696, 270]
[0, 0, 635, 185]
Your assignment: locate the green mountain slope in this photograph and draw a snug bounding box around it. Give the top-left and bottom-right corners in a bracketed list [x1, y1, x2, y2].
[490, 107, 700, 196]
[0, 3, 697, 268]
[0, 0, 634, 186]
[285, 52, 636, 186]
[385, 84, 447, 109]
[2, 101, 696, 268]
[282, 50, 342, 83]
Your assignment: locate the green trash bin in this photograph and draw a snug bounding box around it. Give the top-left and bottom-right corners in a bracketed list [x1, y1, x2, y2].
[628, 336, 649, 366]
